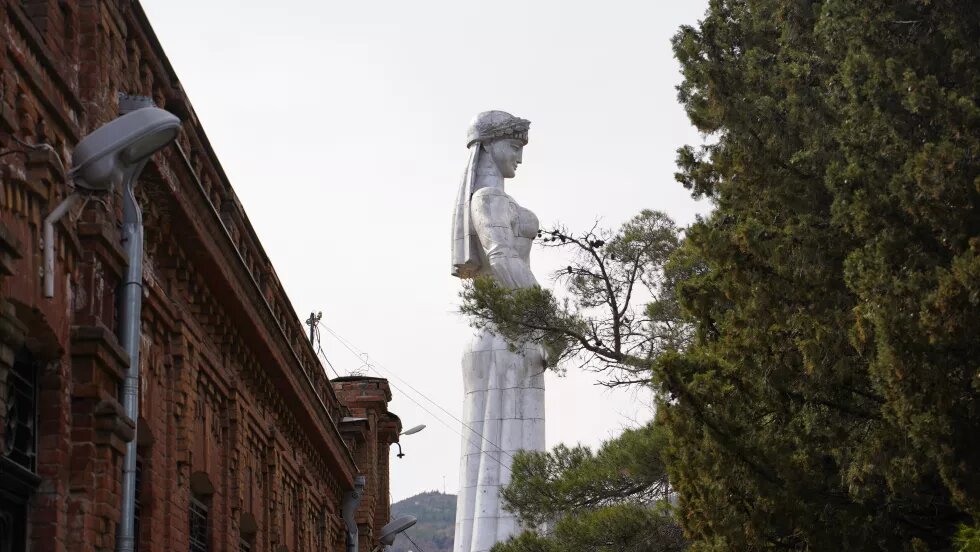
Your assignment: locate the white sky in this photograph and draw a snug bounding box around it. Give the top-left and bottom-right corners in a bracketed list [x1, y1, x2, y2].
[140, 0, 711, 503]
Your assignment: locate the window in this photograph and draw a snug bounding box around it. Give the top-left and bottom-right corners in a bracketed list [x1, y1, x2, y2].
[238, 538, 252, 552]
[0, 347, 41, 552]
[4, 347, 38, 471]
[189, 497, 209, 552]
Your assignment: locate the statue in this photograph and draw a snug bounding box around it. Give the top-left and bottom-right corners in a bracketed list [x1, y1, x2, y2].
[451, 111, 545, 552]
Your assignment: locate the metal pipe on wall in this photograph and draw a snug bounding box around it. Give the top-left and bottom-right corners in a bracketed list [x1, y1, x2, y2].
[42, 193, 80, 298]
[343, 475, 367, 552]
[116, 161, 147, 552]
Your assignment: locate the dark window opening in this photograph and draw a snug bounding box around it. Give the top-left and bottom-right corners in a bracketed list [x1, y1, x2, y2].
[189, 497, 209, 552]
[0, 347, 42, 552]
[4, 347, 37, 472]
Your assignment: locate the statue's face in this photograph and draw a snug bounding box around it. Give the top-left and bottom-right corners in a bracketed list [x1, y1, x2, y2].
[486, 138, 524, 178]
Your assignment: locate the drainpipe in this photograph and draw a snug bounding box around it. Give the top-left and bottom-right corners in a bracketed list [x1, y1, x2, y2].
[42, 193, 80, 298]
[342, 475, 367, 552]
[116, 160, 148, 552]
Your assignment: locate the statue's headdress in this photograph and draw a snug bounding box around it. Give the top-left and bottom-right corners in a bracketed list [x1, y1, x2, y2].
[465, 111, 530, 148]
[451, 111, 531, 278]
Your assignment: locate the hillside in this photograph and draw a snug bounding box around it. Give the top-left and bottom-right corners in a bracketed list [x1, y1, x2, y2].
[389, 491, 456, 552]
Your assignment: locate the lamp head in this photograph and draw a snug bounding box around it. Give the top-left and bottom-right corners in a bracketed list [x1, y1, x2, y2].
[71, 107, 180, 191]
[400, 424, 426, 436]
[378, 515, 417, 546]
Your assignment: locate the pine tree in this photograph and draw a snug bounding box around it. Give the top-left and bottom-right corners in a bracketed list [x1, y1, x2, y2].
[491, 425, 686, 552]
[666, 0, 979, 548]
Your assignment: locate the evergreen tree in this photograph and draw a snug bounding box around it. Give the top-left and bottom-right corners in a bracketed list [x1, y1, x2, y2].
[665, 0, 978, 548]
[464, 0, 979, 549]
[491, 425, 686, 552]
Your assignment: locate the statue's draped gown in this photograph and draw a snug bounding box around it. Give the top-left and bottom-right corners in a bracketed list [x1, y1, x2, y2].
[454, 186, 545, 552]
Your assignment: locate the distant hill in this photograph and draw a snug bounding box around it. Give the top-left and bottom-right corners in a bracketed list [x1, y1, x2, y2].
[390, 491, 456, 552]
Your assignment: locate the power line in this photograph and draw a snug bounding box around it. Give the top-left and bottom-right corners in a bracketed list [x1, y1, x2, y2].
[317, 344, 341, 378]
[323, 328, 509, 471]
[309, 322, 341, 378]
[319, 324, 516, 473]
[405, 531, 427, 552]
[320, 324, 516, 462]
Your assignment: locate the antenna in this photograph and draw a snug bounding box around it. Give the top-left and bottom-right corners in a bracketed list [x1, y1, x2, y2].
[305, 311, 323, 343]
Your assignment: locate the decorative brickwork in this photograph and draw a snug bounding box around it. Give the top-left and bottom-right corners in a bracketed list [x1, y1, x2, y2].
[0, 1, 397, 550]
[332, 378, 401, 552]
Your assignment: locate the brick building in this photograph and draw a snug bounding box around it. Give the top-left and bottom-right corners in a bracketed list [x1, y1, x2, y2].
[333, 378, 402, 552]
[0, 1, 400, 550]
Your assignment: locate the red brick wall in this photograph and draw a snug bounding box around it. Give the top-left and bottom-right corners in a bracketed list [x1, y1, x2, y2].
[0, 1, 397, 550]
[332, 377, 401, 551]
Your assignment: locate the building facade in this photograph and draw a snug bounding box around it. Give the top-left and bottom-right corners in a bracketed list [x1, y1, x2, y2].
[332, 378, 402, 552]
[0, 1, 398, 550]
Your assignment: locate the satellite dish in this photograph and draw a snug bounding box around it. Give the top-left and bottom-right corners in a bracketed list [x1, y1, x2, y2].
[379, 515, 417, 546]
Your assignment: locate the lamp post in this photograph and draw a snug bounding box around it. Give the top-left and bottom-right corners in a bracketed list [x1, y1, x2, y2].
[43, 106, 180, 552]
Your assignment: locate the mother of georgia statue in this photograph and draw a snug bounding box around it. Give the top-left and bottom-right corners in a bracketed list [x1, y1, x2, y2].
[450, 111, 545, 552]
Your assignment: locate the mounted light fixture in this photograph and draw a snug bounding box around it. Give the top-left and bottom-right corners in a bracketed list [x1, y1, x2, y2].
[71, 107, 181, 191]
[371, 515, 418, 552]
[394, 423, 426, 459]
[43, 107, 181, 297]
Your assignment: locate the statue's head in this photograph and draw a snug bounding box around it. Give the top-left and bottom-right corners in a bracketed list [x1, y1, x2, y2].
[466, 110, 530, 179]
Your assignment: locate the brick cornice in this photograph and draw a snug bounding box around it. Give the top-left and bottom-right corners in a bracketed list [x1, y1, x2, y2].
[157, 143, 357, 482]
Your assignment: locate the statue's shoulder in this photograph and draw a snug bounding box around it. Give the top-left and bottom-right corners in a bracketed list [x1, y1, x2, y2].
[471, 187, 509, 202]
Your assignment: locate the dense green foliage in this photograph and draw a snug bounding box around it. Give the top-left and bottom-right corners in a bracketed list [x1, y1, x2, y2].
[957, 526, 980, 552]
[464, 0, 980, 550]
[665, 0, 979, 548]
[500, 424, 670, 526]
[491, 425, 685, 552]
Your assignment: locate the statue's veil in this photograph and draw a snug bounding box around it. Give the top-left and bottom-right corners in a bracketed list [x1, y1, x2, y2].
[451, 144, 482, 278]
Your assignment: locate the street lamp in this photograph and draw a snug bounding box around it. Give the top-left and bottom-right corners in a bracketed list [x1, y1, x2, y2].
[43, 107, 181, 297]
[41, 106, 180, 552]
[401, 424, 426, 436]
[394, 424, 426, 459]
[371, 515, 418, 552]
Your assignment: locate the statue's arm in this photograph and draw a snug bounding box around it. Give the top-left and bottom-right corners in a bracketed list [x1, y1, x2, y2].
[471, 188, 537, 288]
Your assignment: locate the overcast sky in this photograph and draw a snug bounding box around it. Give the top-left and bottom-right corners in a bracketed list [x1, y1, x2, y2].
[140, 0, 711, 503]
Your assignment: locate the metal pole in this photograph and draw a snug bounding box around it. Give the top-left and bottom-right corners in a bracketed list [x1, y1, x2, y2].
[305, 311, 322, 344]
[116, 162, 147, 552]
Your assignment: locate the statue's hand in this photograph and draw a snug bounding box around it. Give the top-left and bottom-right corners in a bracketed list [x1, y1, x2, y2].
[539, 343, 550, 368]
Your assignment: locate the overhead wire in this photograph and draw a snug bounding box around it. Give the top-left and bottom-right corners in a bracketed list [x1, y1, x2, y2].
[318, 323, 516, 473]
[320, 323, 516, 462]
[404, 531, 427, 552]
[311, 324, 341, 378]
